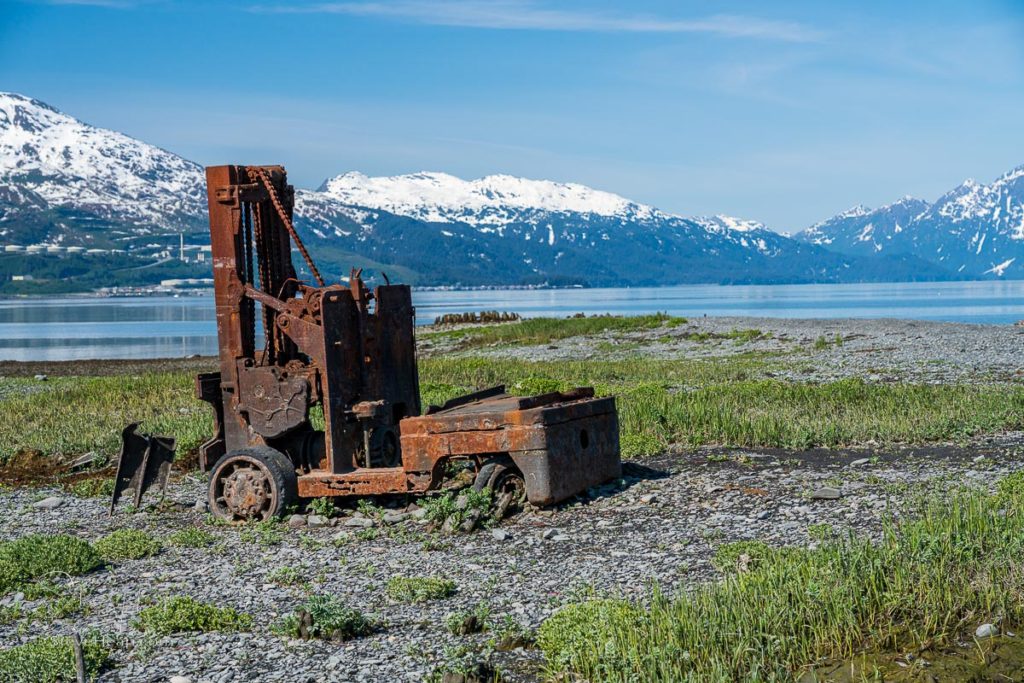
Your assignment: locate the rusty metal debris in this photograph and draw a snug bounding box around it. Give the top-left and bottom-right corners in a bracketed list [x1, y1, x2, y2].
[177, 164, 621, 522]
[434, 311, 520, 325]
[109, 422, 175, 514]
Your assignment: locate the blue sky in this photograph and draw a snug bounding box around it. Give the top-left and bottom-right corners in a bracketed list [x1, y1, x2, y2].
[2, 0, 1023, 232]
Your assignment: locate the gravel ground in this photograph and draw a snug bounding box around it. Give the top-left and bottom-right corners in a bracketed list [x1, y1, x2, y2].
[3, 317, 1024, 682]
[2, 438, 1023, 682]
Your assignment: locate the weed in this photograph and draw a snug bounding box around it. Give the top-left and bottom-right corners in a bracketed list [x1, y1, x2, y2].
[135, 596, 252, 635]
[491, 615, 535, 650]
[1, 595, 89, 626]
[711, 540, 780, 574]
[65, 477, 115, 498]
[355, 528, 379, 541]
[0, 635, 110, 683]
[308, 497, 336, 518]
[267, 566, 304, 587]
[94, 529, 161, 562]
[539, 481, 1024, 681]
[425, 644, 502, 683]
[0, 534, 102, 594]
[386, 576, 457, 603]
[446, 603, 491, 635]
[272, 595, 372, 641]
[166, 527, 217, 549]
[239, 519, 283, 548]
[421, 488, 492, 532]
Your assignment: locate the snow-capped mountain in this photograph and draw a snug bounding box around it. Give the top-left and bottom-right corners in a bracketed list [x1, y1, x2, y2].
[0, 91, 959, 287]
[799, 197, 930, 254]
[0, 92, 206, 245]
[319, 171, 662, 226]
[796, 167, 1024, 277]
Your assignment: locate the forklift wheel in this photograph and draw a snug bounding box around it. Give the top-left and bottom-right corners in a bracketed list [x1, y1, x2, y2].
[208, 447, 298, 523]
[473, 458, 527, 519]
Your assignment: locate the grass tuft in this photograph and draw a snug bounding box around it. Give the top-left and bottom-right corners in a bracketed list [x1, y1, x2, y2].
[386, 576, 457, 603]
[0, 636, 110, 683]
[0, 534, 102, 594]
[166, 527, 217, 549]
[272, 595, 373, 641]
[64, 477, 116, 498]
[134, 596, 251, 635]
[94, 529, 161, 562]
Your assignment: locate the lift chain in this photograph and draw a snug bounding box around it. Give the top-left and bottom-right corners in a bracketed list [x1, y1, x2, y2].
[247, 166, 325, 287]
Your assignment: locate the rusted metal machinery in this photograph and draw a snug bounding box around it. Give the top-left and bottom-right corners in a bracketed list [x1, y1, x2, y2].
[191, 165, 620, 521]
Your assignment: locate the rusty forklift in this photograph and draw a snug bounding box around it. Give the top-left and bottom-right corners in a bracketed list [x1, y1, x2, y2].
[180, 165, 620, 522]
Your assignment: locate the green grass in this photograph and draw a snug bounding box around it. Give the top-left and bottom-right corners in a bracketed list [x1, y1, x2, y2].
[0, 372, 211, 465]
[421, 487, 493, 531]
[423, 313, 686, 348]
[65, 477, 116, 498]
[0, 534, 102, 594]
[166, 527, 217, 548]
[386, 576, 457, 603]
[420, 358, 1024, 454]
[2, 354, 1023, 463]
[538, 476, 1024, 682]
[94, 529, 161, 562]
[0, 635, 110, 683]
[0, 595, 89, 626]
[272, 595, 373, 641]
[134, 596, 252, 635]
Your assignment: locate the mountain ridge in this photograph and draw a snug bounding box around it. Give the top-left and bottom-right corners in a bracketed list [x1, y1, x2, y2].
[796, 164, 1024, 278]
[0, 90, 977, 289]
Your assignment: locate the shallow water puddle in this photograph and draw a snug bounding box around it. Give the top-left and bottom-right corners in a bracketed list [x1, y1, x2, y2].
[801, 636, 1024, 682]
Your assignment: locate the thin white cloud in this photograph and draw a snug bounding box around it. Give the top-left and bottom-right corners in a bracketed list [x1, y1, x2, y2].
[42, 0, 146, 7]
[253, 1, 823, 42]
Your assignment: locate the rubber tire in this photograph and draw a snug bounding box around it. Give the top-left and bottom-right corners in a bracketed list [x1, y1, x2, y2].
[473, 457, 527, 518]
[208, 446, 299, 522]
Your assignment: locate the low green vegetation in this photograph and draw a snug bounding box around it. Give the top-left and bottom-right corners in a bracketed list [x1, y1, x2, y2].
[424, 313, 686, 348]
[0, 371, 211, 465]
[446, 603, 490, 635]
[386, 576, 457, 603]
[166, 527, 217, 548]
[65, 477, 116, 498]
[2, 317, 1023, 464]
[0, 534, 102, 594]
[421, 487, 493, 532]
[94, 529, 161, 561]
[538, 477, 1024, 681]
[238, 519, 284, 547]
[134, 596, 252, 635]
[267, 566, 304, 587]
[273, 595, 373, 641]
[0, 595, 89, 626]
[422, 358, 1024, 455]
[0, 635, 110, 683]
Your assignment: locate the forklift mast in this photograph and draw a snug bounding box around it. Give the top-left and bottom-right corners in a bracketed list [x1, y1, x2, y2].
[196, 165, 420, 475]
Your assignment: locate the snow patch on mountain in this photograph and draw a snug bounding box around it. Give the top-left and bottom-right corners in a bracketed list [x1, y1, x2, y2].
[0, 92, 206, 232]
[320, 171, 662, 225]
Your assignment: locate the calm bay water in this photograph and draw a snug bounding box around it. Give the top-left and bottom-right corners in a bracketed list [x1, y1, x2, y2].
[2, 280, 1022, 361]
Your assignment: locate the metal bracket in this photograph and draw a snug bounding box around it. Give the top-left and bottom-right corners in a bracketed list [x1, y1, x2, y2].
[109, 423, 176, 515]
